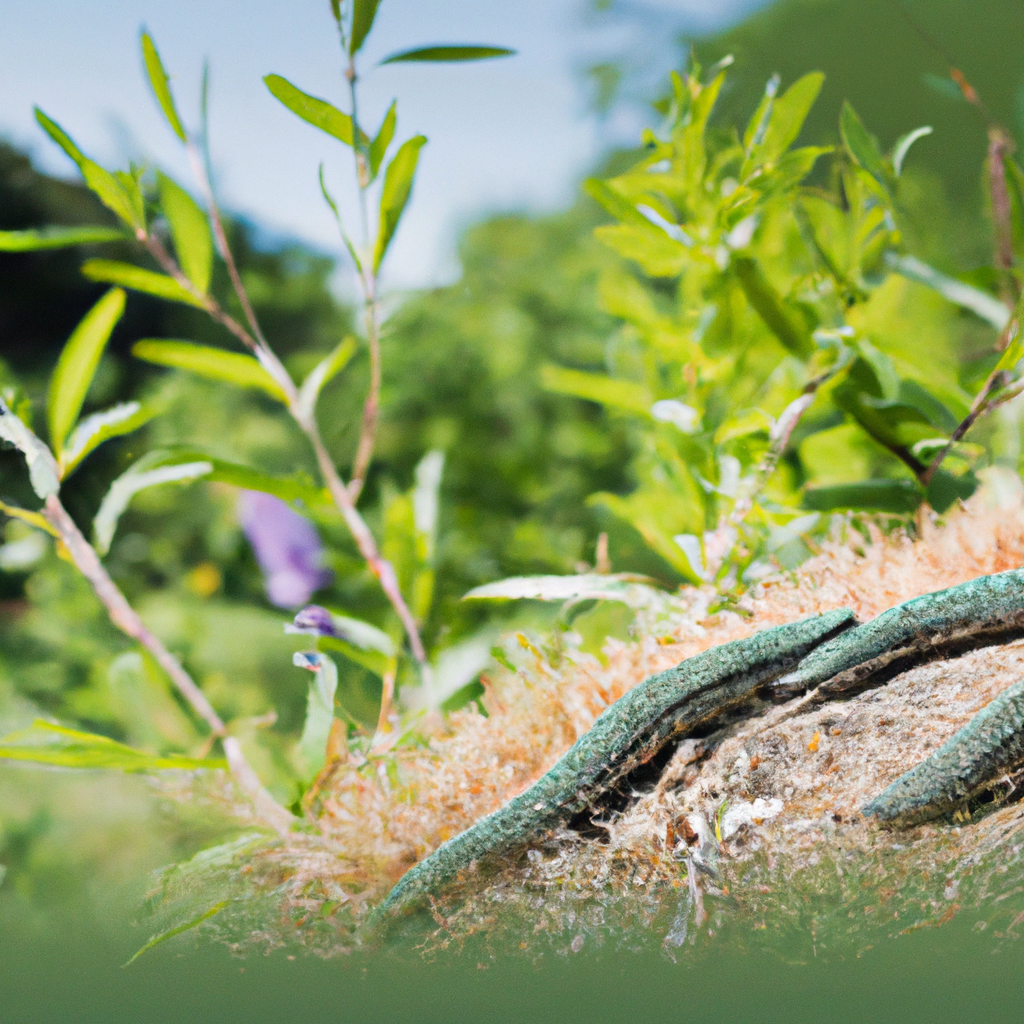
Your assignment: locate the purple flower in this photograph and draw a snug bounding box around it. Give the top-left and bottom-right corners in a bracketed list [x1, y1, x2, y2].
[237, 490, 332, 609]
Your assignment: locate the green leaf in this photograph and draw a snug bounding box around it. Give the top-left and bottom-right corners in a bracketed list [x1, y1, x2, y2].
[141, 33, 187, 142]
[317, 635, 390, 678]
[132, 340, 288, 401]
[583, 178, 650, 228]
[884, 253, 1010, 330]
[296, 336, 358, 423]
[34, 108, 85, 166]
[59, 401, 155, 478]
[350, 0, 383, 56]
[368, 100, 397, 180]
[926, 468, 979, 513]
[373, 135, 427, 272]
[593, 224, 689, 277]
[0, 400, 60, 499]
[0, 720, 227, 772]
[318, 164, 363, 274]
[263, 75, 366, 148]
[380, 45, 516, 65]
[157, 173, 213, 294]
[81, 260, 204, 308]
[93, 455, 214, 554]
[539, 364, 653, 414]
[0, 499, 59, 538]
[294, 652, 338, 780]
[0, 226, 124, 251]
[48, 288, 126, 455]
[124, 901, 229, 967]
[732, 256, 813, 358]
[746, 72, 824, 172]
[464, 573, 657, 607]
[840, 101, 892, 193]
[891, 126, 933, 176]
[81, 161, 145, 230]
[803, 479, 923, 514]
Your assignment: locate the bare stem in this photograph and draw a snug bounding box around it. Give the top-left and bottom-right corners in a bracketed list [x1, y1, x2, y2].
[308, 429, 427, 663]
[348, 293, 381, 501]
[42, 494, 294, 835]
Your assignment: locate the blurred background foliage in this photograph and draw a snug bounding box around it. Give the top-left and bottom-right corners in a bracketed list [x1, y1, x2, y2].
[3, 0, 1024, 822]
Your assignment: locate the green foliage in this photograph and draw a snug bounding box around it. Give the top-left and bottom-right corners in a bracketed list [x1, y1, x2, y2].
[380, 45, 517, 65]
[373, 136, 427, 272]
[132, 340, 288, 401]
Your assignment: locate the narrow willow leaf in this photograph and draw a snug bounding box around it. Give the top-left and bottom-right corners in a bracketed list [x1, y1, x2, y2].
[891, 126, 933, 176]
[141, 32, 187, 142]
[318, 164, 363, 273]
[732, 256, 813, 358]
[263, 75, 366, 147]
[0, 499, 59, 538]
[114, 169, 147, 228]
[124, 901, 229, 968]
[81, 260, 204, 308]
[48, 288, 126, 455]
[373, 135, 427, 272]
[81, 161, 145, 229]
[369, 100, 397, 180]
[157, 173, 213, 293]
[296, 336, 358, 422]
[803, 479, 922, 514]
[350, 0, 383, 56]
[748, 72, 824, 171]
[464, 573, 657, 607]
[840, 101, 891, 193]
[294, 652, 339, 780]
[539, 364, 652, 414]
[34, 108, 85, 166]
[94, 458, 213, 554]
[412, 450, 444, 560]
[583, 178, 650, 228]
[287, 607, 396, 655]
[59, 401, 155, 478]
[201, 458, 326, 506]
[885, 253, 1010, 330]
[380, 45, 516, 65]
[0, 720, 227, 771]
[132, 339, 287, 401]
[0, 405, 60, 500]
[0, 226, 124, 251]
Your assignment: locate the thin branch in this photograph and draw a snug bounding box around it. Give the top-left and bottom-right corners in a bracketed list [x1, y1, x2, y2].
[42, 493, 294, 835]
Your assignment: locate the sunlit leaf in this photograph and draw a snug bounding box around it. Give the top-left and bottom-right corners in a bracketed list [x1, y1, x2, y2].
[59, 401, 155, 478]
[583, 178, 650, 228]
[884, 253, 1010, 330]
[593, 223, 689, 277]
[263, 75, 366, 148]
[0, 399, 60, 499]
[539, 364, 653, 414]
[132, 340, 288, 401]
[80, 161, 145, 230]
[803, 479, 922, 514]
[350, 0, 383, 56]
[141, 32, 187, 141]
[0, 499, 58, 538]
[0, 720, 227, 771]
[296, 336, 358, 422]
[294, 652, 339, 780]
[368, 100, 397, 180]
[0, 226, 124, 251]
[34, 108, 85, 166]
[157, 173, 213, 293]
[124, 901, 229, 967]
[380, 45, 516, 65]
[81, 260, 204, 307]
[93, 455, 214, 554]
[840, 101, 892, 194]
[48, 288, 126, 455]
[373, 135, 427, 272]
[753, 73, 823, 168]
[464, 573, 657, 606]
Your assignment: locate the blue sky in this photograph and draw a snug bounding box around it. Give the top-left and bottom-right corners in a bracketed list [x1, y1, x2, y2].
[0, 0, 768, 291]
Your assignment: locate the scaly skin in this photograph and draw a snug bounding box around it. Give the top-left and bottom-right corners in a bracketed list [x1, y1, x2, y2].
[378, 608, 855, 919]
[864, 676, 1024, 826]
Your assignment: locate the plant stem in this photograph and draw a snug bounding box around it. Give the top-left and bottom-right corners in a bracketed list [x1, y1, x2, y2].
[168, 147, 426, 664]
[42, 494, 294, 835]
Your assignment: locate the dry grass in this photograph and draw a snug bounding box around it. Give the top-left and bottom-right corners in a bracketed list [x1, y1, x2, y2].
[250, 479, 1024, 948]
